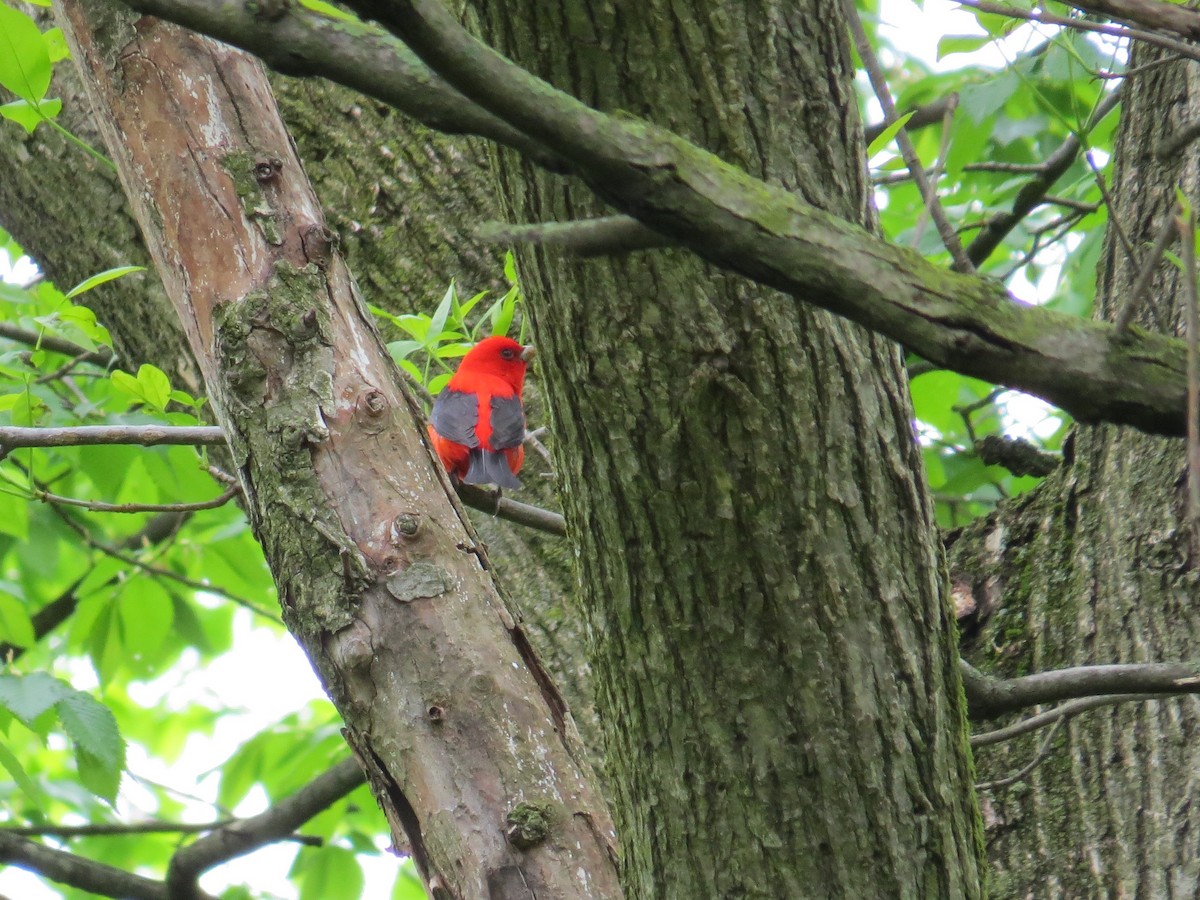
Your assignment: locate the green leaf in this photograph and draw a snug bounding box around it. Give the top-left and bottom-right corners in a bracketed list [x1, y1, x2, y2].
[428, 282, 455, 348]
[136, 364, 172, 411]
[503, 250, 518, 284]
[58, 305, 113, 348]
[0, 592, 35, 648]
[57, 690, 125, 772]
[960, 70, 1020, 125]
[0, 672, 73, 727]
[0, 97, 61, 132]
[293, 845, 365, 900]
[64, 265, 145, 299]
[76, 746, 121, 804]
[936, 34, 993, 60]
[0, 4, 52, 102]
[491, 285, 519, 337]
[866, 111, 915, 158]
[42, 27, 69, 62]
[387, 340, 424, 361]
[0, 736, 43, 806]
[117, 579, 174, 664]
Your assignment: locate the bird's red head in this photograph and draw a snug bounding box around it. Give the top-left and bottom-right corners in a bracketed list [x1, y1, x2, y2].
[455, 335, 534, 394]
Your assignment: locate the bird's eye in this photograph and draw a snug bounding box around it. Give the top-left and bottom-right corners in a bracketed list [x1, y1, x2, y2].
[500, 348, 515, 360]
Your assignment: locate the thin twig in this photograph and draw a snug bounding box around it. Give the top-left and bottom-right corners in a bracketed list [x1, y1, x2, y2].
[0, 322, 115, 367]
[0, 819, 325, 845]
[33, 484, 240, 514]
[523, 426, 554, 469]
[843, 0, 974, 272]
[958, 0, 1200, 67]
[912, 93, 959, 250]
[974, 717, 1065, 790]
[455, 483, 566, 537]
[3, 820, 234, 837]
[1119, 206, 1179, 333]
[166, 758, 364, 898]
[1180, 201, 1200, 561]
[965, 89, 1122, 266]
[971, 693, 1174, 746]
[0, 425, 226, 451]
[52, 509, 278, 623]
[1086, 152, 1139, 271]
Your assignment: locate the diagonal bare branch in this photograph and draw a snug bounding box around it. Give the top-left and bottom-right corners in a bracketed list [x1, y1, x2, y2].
[166, 758, 365, 898]
[960, 659, 1200, 719]
[319, 0, 1192, 436]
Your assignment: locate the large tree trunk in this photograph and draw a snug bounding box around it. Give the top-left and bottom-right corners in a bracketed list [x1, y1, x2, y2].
[952, 47, 1200, 898]
[469, 2, 984, 896]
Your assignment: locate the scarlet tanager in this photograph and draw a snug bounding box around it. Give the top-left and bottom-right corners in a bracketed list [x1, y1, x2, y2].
[428, 335, 535, 489]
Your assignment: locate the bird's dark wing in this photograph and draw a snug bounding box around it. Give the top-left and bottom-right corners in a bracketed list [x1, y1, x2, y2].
[489, 394, 526, 450]
[430, 389, 479, 447]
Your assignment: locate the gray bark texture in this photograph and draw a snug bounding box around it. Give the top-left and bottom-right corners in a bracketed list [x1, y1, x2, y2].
[951, 46, 1200, 898]
[467, 2, 985, 897]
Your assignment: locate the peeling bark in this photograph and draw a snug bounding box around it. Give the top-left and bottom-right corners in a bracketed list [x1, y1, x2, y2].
[54, 4, 620, 896]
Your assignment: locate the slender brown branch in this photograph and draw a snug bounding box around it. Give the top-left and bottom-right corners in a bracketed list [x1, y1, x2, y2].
[974, 717, 1065, 789]
[3, 820, 234, 837]
[0, 322, 115, 367]
[970, 693, 1173, 746]
[958, 0, 1200, 66]
[166, 758, 365, 899]
[961, 659, 1200, 719]
[0, 424, 226, 450]
[456, 482, 566, 537]
[911, 93, 959, 251]
[966, 90, 1122, 266]
[33, 484, 240, 514]
[843, 0, 974, 272]
[1086, 152, 1139, 268]
[863, 95, 955, 145]
[0, 831, 186, 900]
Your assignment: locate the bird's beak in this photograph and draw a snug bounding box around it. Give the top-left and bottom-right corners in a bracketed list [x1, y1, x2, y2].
[520, 345, 537, 362]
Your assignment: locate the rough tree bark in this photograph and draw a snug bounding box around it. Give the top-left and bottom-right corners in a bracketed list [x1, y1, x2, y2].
[0, 10, 597, 751]
[467, 1, 984, 897]
[53, 2, 619, 896]
[952, 46, 1200, 898]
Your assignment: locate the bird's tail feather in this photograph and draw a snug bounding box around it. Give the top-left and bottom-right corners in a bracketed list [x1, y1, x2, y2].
[464, 449, 521, 489]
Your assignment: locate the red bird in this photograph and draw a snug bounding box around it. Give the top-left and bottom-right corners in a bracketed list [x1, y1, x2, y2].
[428, 335, 534, 489]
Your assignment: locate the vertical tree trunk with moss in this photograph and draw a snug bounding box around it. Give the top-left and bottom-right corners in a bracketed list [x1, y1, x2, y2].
[470, 2, 984, 896]
[952, 48, 1200, 898]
